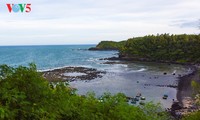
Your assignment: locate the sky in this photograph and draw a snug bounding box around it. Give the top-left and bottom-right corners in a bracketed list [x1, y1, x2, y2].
[0, 0, 199, 45]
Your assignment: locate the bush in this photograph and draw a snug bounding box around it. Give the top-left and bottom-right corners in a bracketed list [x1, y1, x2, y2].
[182, 111, 200, 120]
[0, 64, 169, 120]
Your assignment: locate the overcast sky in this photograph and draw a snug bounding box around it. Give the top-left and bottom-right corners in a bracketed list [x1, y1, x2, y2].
[0, 0, 199, 45]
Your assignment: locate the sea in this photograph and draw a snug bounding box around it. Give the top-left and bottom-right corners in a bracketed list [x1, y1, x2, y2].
[0, 45, 192, 108]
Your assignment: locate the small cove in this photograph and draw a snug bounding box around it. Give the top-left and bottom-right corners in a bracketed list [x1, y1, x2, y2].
[70, 61, 192, 108]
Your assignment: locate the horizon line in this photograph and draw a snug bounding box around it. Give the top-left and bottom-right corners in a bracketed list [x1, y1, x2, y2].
[0, 44, 97, 47]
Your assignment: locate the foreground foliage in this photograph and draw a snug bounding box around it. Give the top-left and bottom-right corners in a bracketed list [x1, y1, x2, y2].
[0, 64, 169, 120]
[182, 111, 200, 120]
[120, 34, 200, 63]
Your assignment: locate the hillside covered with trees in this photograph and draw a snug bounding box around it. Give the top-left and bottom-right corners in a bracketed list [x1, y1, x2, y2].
[91, 34, 200, 63]
[119, 34, 200, 63]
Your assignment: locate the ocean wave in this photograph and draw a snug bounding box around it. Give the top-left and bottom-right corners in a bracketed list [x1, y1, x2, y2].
[37, 65, 94, 72]
[37, 66, 71, 72]
[129, 68, 147, 72]
[87, 58, 99, 62]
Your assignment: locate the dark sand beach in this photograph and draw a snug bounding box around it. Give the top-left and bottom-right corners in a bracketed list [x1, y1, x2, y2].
[177, 66, 199, 105]
[170, 65, 200, 118]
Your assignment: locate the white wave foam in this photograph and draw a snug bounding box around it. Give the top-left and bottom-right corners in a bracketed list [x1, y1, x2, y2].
[130, 68, 147, 72]
[37, 65, 94, 72]
[87, 58, 99, 62]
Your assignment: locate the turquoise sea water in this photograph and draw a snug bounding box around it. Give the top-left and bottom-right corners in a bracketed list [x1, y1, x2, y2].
[0, 45, 192, 108]
[0, 45, 116, 70]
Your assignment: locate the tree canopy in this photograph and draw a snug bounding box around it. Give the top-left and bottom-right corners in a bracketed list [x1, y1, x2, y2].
[0, 64, 169, 120]
[120, 34, 200, 63]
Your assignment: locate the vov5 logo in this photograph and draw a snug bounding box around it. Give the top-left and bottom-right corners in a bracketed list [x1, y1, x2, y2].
[6, 4, 31, 13]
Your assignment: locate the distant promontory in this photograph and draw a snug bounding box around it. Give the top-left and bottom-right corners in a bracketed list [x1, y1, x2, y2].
[88, 41, 126, 51]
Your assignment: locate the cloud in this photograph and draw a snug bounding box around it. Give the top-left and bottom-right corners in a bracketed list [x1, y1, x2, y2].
[0, 0, 199, 45]
[172, 20, 199, 28]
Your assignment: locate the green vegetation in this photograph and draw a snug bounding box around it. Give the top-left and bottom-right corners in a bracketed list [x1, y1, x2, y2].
[191, 80, 200, 105]
[0, 64, 170, 120]
[183, 111, 200, 120]
[91, 34, 200, 63]
[120, 34, 200, 63]
[89, 41, 126, 50]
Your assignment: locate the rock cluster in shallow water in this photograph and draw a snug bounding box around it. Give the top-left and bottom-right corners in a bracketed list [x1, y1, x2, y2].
[42, 67, 106, 82]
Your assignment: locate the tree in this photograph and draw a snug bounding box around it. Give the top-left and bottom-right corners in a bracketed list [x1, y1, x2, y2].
[0, 64, 169, 120]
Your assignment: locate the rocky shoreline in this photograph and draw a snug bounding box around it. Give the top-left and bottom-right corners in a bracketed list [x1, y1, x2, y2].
[42, 67, 106, 82]
[88, 47, 119, 51]
[101, 56, 200, 66]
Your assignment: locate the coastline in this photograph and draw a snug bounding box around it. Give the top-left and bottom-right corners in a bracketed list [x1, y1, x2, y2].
[102, 56, 200, 105]
[41, 51, 200, 113]
[177, 65, 198, 105]
[167, 65, 200, 118]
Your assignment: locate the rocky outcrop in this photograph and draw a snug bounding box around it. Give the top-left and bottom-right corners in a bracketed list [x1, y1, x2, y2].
[42, 67, 106, 82]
